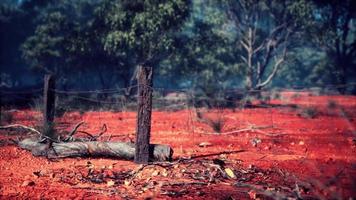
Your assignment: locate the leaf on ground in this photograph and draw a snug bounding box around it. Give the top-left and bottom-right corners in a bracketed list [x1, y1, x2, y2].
[224, 168, 236, 179]
[107, 180, 115, 187]
[162, 169, 169, 177]
[124, 180, 131, 186]
[152, 170, 159, 176]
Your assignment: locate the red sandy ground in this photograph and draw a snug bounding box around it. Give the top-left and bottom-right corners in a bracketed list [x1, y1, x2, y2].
[0, 92, 356, 199]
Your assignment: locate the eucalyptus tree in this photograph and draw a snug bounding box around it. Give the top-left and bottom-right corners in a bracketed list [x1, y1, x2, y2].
[159, 0, 239, 96]
[225, 0, 314, 91]
[310, 0, 356, 93]
[100, 0, 191, 87]
[20, 1, 100, 79]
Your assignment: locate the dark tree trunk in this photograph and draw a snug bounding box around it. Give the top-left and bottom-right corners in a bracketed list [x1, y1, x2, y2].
[135, 65, 153, 164]
[43, 75, 55, 139]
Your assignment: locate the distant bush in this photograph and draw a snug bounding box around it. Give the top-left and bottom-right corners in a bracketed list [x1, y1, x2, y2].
[271, 91, 281, 100]
[196, 110, 226, 133]
[0, 110, 13, 125]
[291, 93, 301, 99]
[298, 106, 319, 119]
[327, 100, 338, 109]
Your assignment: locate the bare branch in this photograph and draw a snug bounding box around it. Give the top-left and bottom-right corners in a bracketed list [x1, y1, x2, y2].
[256, 52, 285, 89]
[67, 121, 85, 138]
[240, 40, 249, 52]
[256, 31, 290, 89]
[0, 124, 41, 135]
[240, 55, 247, 64]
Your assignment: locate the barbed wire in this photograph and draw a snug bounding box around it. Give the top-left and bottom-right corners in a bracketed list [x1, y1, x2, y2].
[1, 82, 356, 95]
[0, 88, 43, 94]
[52, 85, 138, 94]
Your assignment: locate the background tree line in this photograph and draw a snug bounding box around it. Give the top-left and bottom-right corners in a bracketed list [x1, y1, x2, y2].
[1, 0, 355, 94]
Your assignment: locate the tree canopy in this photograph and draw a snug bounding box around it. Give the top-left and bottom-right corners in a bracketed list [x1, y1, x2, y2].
[1, 0, 355, 93]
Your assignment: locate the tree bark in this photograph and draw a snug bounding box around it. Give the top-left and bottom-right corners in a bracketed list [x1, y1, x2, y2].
[43, 75, 55, 139]
[135, 65, 153, 164]
[18, 138, 173, 161]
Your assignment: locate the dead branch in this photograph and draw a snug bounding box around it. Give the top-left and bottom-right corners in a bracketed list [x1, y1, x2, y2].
[200, 125, 287, 137]
[0, 124, 41, 135]
[94, 124, 107, 140]
[75, 124, 107, 141]
[63, 122, 108, 142]
[64, 121, 85, 141]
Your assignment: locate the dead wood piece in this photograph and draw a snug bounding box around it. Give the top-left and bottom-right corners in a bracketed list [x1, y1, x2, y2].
[18, 137, 173, 161]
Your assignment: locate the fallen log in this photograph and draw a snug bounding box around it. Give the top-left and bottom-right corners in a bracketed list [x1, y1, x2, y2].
[19, 138, 173, 162]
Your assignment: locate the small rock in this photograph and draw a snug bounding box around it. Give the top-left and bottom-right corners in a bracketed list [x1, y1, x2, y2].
[22, 180, 35, 187]
[251, 138, 262, 147]
[198, 142, 213, 147]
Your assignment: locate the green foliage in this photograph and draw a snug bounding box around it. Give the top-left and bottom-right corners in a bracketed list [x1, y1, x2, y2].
[1, 0, 355, 94]
[307, 0, 356, 93]
[100, 0, 191, 66]
[21, 0, 100, 76]
[19, 0, 191, 90]
[159, 0, 240, 93]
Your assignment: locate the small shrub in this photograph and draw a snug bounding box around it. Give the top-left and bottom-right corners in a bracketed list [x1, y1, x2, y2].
[327, 100, 338, 109]
[339, 107, 352, 122]
[206, 116, 225, 133]
[271, 91, 281, 100]
[291, 93, 301, 99]
[0, 110, 13, 125]
[299, 106, 318, 119]
[196, 110, 204, 119]
[196, 109, 226, 133]
[31, 97, 43, 112]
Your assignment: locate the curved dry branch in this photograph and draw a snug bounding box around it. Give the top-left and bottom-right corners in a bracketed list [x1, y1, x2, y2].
[0, 124, 41, 135]
[67, 121, 85, 137]
[66, 123, 107, 142]
[64, 121, 85, 142]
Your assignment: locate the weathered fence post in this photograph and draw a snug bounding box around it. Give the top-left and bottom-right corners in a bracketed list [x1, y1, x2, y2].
[135, 65, 153, 164]
[43, 74, 56, 139]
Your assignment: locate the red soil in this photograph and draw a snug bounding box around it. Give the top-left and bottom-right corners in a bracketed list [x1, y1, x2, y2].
[0, 93, 355, 199]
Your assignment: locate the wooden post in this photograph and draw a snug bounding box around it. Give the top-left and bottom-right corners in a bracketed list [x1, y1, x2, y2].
[43, 74, 55, 139]
[135, 65, 153, 164]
